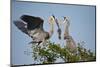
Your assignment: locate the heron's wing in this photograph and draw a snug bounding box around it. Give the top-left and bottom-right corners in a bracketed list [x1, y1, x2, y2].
[20, 15, 44, 30]
[13, 20, 28, 35]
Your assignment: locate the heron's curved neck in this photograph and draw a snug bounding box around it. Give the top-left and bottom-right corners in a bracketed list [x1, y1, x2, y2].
[49, 23, 54, 36]
[64, 20, 70, 36]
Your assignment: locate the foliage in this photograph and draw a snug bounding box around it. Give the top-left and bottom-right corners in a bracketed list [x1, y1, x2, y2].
[30, 41, 96, 64]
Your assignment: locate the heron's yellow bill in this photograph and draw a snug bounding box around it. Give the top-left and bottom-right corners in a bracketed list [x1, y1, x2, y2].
[48, 16, 55, 24]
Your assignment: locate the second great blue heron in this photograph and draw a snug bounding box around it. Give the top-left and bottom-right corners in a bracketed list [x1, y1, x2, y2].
[14, 15, 54, 45]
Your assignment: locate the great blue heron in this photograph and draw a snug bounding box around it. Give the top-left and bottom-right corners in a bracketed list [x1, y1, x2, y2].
[52, 15, 62, 39]
[14, 15, 54, 45]
[63, 17, 77, 52]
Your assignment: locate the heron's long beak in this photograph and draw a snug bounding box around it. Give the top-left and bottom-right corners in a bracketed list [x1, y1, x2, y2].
[63, 16, 66, 20]
[49, 16, 55, 24]
[52, 14, 55, 19]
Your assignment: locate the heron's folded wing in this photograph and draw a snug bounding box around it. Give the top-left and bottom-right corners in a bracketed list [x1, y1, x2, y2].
[13, 20, 28, 35]
[20, 15, 44, 30]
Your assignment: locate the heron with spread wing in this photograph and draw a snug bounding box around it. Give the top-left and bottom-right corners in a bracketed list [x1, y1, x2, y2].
[14, 15, 54, 45]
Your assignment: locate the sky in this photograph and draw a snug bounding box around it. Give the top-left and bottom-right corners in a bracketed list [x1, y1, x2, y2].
[11, 0, 96, 65]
